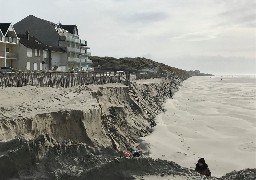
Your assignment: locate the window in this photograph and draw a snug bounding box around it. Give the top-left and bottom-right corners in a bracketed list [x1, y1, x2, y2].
[34, 49, 40, 57]
[43, 50, 47, 58]
[6, 48, 10, 53]
[34, 63, 37, 70]
[27, 48, 32, 57]
[40, 63, 43, 70]
[26, 62, 31, 70]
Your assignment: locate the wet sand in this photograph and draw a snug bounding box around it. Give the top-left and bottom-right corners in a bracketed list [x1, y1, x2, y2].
[142, 76, 256, 178]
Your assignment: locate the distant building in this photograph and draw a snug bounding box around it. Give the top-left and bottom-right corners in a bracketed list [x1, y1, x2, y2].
[13, 15, 93, 71]
[188, 70, 213, 76]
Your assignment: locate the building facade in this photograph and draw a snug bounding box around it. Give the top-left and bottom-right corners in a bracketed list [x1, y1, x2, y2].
[17, 32, 67, 71]
[14, 15, 93, 72]
[57, 24, 92, 71]
[0, 23, 19, 69]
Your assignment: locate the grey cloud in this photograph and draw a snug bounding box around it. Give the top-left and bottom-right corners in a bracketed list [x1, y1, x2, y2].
[171, 31, 217, 42]
[218, 1, 256, 27]
[119, 11, 169, 24]
[243, 21, 256, 28]
[166, 56, 256, 74]
[113, 0, 131, 1]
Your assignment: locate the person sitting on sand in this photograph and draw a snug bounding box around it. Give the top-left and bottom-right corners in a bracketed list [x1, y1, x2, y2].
[195, 158, 211, 177]
[128, 148, 141, 158]
[132, 150, 140, 157]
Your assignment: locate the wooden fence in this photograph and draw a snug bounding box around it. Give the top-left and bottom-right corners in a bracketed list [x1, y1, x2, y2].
[0, 71, 174, 88]
[0, 72, 127, 88]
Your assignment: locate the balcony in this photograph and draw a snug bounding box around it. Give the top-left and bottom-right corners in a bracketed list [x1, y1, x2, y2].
[67, 46, 81, 53]
[74, 38, 80, 43]
[6, 52, 17, 59]
[80, 40, 87, 46]
[79, 56, 92, 63]
[86, 59, 92, 63]
[59, 33, 80, 43]
[68, 57, 81, 63]
[80, 52, 91, 58]
[80, 46, 90, 50]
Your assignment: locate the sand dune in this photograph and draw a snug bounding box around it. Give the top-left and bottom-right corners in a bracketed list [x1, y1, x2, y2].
[142, 76, 256, 178]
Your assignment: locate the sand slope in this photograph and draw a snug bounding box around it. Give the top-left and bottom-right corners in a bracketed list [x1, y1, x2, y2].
[142, 76, 256, 177]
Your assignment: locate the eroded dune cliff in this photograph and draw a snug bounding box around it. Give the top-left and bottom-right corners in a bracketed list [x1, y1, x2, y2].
[0, 77, 255, 180]
[0, 78, 182, 179]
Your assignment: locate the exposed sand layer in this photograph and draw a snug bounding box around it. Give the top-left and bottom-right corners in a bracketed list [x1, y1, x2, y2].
[0, 76, 255, 179]
[0, 78, 181, 179]
[142, 76, 256, 178]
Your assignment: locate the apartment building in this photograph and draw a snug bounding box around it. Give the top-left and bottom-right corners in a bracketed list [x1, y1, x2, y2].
[57, 24, 92, 71]
[14, 15, 93, 71]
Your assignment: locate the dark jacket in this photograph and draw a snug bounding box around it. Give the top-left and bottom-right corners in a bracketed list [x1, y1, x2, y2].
[195, 158, 211, 177]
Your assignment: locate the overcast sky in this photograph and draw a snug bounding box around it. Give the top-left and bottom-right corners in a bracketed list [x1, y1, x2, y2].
[1, 0, 255, 74]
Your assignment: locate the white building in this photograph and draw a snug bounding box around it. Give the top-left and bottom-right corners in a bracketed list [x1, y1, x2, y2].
[0, 23, 19, 69]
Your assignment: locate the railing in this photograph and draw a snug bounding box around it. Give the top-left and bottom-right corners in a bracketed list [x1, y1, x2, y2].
[59, 33, 80, 43]
[86, 59, 92, 63]
[68, 57, 81, 63]
[80, 40, 87, 46]
[80, 45, 89, 50]
[67, 47, 80, 53]
[80, 54, 87, 58]
[80, 58, 92, 64]
[74, 38, 80, 43]
[80, 52, 91, 57]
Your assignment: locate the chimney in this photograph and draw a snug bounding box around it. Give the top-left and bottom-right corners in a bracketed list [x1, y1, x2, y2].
[25, 31, 29, 40]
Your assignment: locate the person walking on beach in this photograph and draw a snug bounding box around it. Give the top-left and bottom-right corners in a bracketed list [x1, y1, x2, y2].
[195, 158, 211, 177]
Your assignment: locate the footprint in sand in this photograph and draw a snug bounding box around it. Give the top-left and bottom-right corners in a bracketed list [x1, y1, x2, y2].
[238, 142, 256, 152]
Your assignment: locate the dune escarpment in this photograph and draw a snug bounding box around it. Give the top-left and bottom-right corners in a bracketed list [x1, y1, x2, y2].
[0, 78, 180, 179]
[0, 77, 255, 179]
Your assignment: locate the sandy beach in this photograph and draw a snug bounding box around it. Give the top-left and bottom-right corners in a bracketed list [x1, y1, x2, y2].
[142, 76, 256, 178]
[1, 76, 255, 179]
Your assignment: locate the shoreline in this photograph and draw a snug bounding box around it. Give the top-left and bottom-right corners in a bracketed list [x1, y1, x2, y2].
[142, 76, 256, 177]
